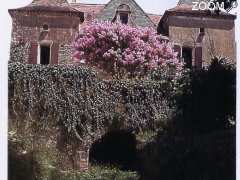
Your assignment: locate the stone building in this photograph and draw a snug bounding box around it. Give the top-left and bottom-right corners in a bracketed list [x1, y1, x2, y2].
[9, 0, 84, 65]
[8, 0, 237, 171]
[9, 0, 236, 68]
[158, 0, 237, 68]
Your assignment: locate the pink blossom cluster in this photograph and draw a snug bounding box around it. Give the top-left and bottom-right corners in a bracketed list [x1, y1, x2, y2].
[73, 21, 183, 76]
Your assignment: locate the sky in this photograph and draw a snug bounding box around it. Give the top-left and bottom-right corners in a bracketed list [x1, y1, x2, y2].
[0, 0, 239, 180]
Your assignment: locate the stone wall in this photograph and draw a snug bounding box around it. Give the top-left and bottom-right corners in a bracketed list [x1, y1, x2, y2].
[59, 44, 73, 64]
[9, 11, 80, 64]
[202, 28, 236, 64]
[168, 15, 236, 66]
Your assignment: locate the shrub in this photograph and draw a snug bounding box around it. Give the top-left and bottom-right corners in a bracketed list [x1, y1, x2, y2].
[170, 57, 236, 135]
[73, 21, 183, 78]
[8, 62, 178, 143]
[139, 130, 236, 180]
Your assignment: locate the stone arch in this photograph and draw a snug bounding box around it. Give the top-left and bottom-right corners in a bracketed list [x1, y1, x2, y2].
[89, 129, 137, 170]
[117, 4, 131, 12]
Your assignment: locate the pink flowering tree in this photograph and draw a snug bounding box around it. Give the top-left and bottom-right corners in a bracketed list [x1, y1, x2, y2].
[73, 21, 183, 78]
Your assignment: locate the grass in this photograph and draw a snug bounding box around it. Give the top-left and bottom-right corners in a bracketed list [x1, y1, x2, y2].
[46, 165, 139, 180]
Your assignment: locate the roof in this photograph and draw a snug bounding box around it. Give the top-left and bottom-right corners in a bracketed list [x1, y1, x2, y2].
[9, 0, 81, 14]
[164, 4, 236, 19]
[178, 0, 196, 5]
[158, 3, 236, 35]
[148, 14, 162, 25]
[30, 0, 69, 6]
[70, 3, 105, 14]
[70, 3, 161, 25]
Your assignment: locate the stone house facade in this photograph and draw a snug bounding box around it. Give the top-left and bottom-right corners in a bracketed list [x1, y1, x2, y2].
[8, 0, 237, 171]
[9, 0, 236, 68]
[158, 0, 236, 68]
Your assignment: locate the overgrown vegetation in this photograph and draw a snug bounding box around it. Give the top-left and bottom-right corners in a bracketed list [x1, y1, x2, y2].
[9, 130, 139, 180]
[9, 62, 180, 144]
[139, 58, 236, 180]
[9, 57, 236, 180]
[170, 57, 236, 136]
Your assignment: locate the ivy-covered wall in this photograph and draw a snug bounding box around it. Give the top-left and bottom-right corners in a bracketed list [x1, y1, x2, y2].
[8, 62, 178, 170]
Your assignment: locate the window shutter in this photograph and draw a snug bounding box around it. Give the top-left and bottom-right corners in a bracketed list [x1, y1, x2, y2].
[51, 42, 59, 65]
[29, 42, 38, 64]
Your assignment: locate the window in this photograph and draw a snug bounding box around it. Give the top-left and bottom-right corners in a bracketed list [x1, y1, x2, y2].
[40, 45, 50, 65]
[182, 47, 192, 68]
[114, 4, 131, 24]
[119, 13, 129, 24]
[200, 28, 205, 34]
[43, 24, 49, 31]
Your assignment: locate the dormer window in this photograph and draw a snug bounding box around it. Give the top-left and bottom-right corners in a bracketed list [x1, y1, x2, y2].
[120, 12, 129, 24]
[42, 24, 49, 31]
[113, 4, 131, 24]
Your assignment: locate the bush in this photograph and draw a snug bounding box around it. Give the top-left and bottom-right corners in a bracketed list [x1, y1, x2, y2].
[9, 62, 178, 143]
[171, 57, 236, 135]
[8, 130, 139, 180]
[73, 21, 183, 78]
[50, 166, 140, 180]
[139, 130, 236, 180]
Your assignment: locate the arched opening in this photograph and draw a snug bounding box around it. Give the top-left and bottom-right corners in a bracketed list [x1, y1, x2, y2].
[89, 130, 137, 170]
[113, 4, 131, 24]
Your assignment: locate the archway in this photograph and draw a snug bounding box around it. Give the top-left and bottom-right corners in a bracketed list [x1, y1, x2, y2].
[89, 130, 137, 170]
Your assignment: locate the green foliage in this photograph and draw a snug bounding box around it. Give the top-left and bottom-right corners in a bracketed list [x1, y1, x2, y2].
[170, 58, 236, 135]
[9, 130, 139, 180]
[10, 42, 29, 63]
[136, 131, 158, 142]
[9, 62, 178, 143]
[55, 166, 139, 180]
[140, 130, 236, 180]
[137, 58, 236, 180]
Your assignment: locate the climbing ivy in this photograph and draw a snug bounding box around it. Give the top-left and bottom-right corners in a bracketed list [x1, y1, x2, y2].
[9, 63, 181, 144]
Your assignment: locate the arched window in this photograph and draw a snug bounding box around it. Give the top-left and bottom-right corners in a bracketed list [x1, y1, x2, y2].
[114, 4, 131, 24]
[42, 24, 49, 31]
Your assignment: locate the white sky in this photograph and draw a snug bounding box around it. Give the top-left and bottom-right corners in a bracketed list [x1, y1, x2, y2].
[0, 1, 239, 180]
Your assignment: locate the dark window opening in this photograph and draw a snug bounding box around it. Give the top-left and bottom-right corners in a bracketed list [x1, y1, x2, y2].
[43, 24, 49, 31]
[200, 28, 205, 34]
[174, 45, 181, 59]
[89, 130, 137, 170]
[40, 45, 50, 65]
[157, 24, 169, 36]
[115, 4, 130, 24]
[182, 47, 192, 68]
[120, 13, 129, 24]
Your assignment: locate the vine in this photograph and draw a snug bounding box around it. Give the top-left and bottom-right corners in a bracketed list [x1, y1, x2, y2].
[9, 62, 180, 144]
